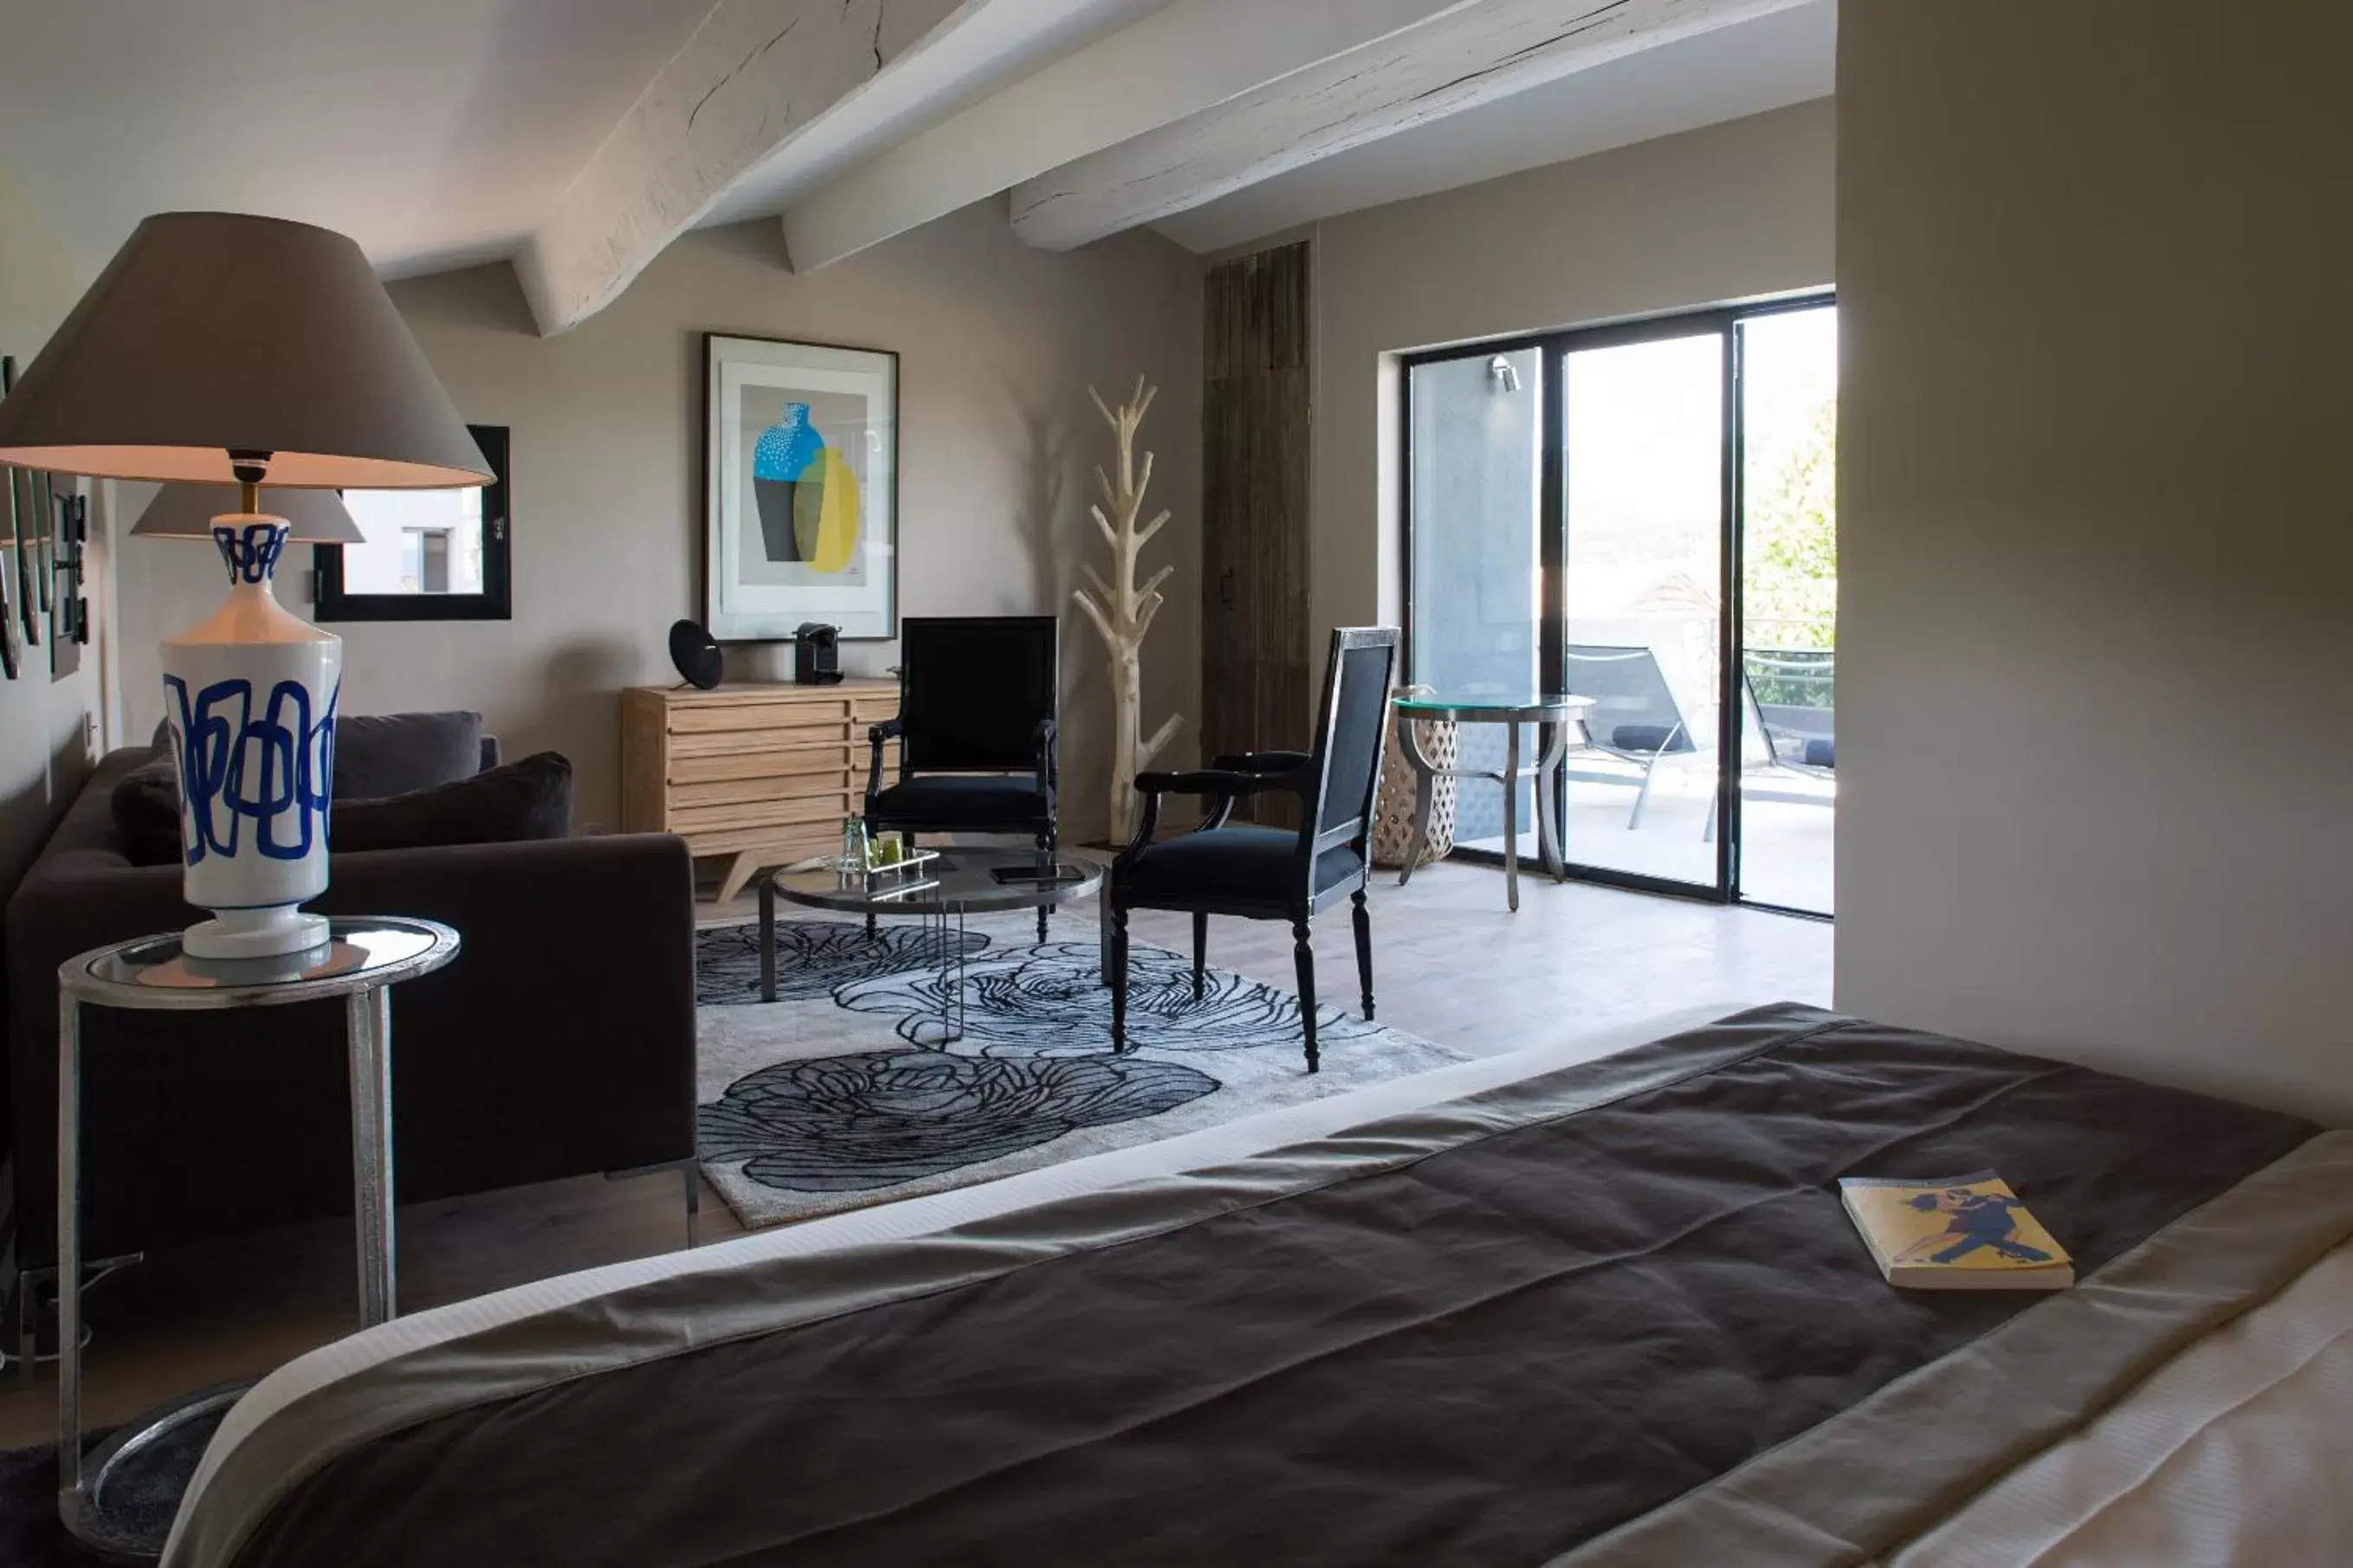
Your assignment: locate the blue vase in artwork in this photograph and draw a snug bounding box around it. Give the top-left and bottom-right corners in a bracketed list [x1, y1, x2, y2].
[752, 404, 826, 562]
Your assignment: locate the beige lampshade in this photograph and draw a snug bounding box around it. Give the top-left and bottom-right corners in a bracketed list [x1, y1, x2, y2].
[131, 483, 365, 544]
[0, 212, 490, 489]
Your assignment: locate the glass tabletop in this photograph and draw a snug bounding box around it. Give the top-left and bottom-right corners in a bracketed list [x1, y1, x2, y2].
[1392, 692, 1593, 719]
[61, 918, 462, 1010]
[769, 849, 1105, 915]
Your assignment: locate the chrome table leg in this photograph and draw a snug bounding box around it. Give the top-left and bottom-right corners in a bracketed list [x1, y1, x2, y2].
[346, 986, 396, 1327]
[1503, 721, 1522, 913]
[1394, 719, 1438, 887]
[1534, 721, 1570, 882]
[55, 995, 80, 1500]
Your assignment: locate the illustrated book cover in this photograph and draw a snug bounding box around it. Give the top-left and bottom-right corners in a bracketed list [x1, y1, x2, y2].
[1839, 1171, 2074, 1290]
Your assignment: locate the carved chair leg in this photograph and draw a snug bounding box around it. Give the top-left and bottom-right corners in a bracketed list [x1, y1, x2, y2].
[1292, 918, 1320, 1074]
[1352, 889, 1374, 1021]
[1192, 911, 1208, 999]
[1111, 902, 1131, 1053]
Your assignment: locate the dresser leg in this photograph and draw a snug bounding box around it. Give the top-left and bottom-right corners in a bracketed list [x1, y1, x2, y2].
[715, 851, 760, 904]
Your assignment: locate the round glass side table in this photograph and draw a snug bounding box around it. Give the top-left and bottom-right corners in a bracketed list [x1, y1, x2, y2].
[55, 917, 459, 1562]
[1390, 694, 1596, 912]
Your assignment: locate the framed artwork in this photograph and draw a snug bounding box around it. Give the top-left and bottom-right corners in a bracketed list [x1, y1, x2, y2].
[703, 333, 898, 642]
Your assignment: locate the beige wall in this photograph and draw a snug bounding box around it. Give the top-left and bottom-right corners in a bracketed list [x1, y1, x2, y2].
[1304, 97, 1836, 678]
[1837, 4, 2353, 1117]
[0, 156, 101, 902]
[120, 201, 1204, 845]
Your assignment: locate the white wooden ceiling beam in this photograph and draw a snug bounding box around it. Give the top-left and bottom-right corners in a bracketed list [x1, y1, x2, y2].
[1008, 0, 1811, 252]
[780, 0, 1470, 274]
[514, 0, 973, 337]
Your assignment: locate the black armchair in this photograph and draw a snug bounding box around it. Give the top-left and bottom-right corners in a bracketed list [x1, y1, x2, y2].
[1109, 627, 1400, 1073]
[865, 616, 1061, 939]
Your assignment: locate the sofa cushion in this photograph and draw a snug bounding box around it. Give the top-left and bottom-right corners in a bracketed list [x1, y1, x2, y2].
[331, 752, 572, 854]
[1609, 722, 1690, 755]
[333, 711, 485, 799]
[113, 747, 572, 863]
[111, 753, 188, 868]
[152, 713, 499, 783]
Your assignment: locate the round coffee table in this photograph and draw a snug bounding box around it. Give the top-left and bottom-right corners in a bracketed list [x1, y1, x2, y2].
[759, 850, 1103, 1043]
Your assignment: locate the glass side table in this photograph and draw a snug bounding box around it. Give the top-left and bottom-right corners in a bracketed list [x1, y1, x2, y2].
[55, 917, 460, 1562]
[1390, 694, 1596, 912]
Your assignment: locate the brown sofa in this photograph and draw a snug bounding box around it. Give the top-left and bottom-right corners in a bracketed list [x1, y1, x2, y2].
[3, 739, 698, 1275]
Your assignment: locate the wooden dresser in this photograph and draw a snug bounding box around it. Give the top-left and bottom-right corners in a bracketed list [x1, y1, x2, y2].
[620, 681, 898, 900]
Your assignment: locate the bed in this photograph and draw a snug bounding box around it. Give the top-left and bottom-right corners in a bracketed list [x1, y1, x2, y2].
[163, 1003, 2353, 1566]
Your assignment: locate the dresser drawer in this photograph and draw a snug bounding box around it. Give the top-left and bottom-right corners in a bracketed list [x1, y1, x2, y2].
[619, 681, 896, 900]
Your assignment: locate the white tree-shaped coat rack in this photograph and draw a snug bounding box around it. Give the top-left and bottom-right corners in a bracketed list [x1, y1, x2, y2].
[1073, 377, 1181, 841]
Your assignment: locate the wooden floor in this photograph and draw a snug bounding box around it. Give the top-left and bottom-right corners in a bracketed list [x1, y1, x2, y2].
[0, 860, 1829, 1449]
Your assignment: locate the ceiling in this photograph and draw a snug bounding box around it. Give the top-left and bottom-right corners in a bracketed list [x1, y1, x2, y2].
[1151, 0, 1836, 256]
[0, 0, 1838, 330]
[697, 0, 1172, 228]
[0, 0, 713, 279]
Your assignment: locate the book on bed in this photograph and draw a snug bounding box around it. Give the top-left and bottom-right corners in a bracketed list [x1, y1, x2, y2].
[1839, 1171, 2074, 1290]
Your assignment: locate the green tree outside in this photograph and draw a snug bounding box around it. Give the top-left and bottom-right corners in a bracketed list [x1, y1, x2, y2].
[1744, 397, 1837, 655]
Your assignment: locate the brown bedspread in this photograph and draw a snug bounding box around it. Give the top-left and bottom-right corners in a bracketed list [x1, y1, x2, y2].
[212, 1007, 2320, 1567]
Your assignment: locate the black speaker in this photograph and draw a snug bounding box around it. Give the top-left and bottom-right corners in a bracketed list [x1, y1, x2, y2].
[667, 619, 722, 689]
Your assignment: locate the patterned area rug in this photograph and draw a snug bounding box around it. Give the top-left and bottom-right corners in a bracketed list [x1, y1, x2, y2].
[695, 914, 1470, 1229]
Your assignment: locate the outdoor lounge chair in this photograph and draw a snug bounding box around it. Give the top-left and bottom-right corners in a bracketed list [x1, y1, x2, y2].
[1562, 643, 1700, 829]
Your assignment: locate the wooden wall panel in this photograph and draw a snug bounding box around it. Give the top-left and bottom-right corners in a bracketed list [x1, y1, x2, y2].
[1201, 242, 1311, 825]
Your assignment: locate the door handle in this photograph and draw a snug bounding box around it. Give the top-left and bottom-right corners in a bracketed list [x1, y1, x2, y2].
[1219, 569, 1235, 607]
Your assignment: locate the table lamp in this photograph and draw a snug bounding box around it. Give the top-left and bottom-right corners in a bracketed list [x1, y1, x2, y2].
[0, 212, 489, 958]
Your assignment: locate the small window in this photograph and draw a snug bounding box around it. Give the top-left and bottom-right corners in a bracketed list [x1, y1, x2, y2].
[313, 424, 510, 621]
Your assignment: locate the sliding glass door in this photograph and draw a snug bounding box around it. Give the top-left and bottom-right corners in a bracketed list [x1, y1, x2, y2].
[1560, 331, 1725, 888]
[1405, 348, 1543, 854]
[1735, 306, 1838, 914]
[1401, 296, 1836, 915]
[1406, 350, 1542, 698]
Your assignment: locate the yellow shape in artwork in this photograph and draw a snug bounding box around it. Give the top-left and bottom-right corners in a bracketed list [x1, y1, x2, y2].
[792, 446, 862, 574]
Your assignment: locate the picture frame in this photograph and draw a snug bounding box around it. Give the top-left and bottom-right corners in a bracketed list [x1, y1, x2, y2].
[702, 332, 898, 642]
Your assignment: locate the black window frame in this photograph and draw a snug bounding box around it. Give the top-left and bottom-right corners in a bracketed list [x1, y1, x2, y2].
[312, 423, 511, 622]
[1398, 293, 1836, 919]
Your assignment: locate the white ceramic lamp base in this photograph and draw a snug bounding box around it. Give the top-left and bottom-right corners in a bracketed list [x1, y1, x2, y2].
[161, 515, 342, 960]
[182, 907, 333, 961]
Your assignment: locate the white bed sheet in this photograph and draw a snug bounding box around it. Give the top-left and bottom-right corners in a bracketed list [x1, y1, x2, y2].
[1897, 1240, 2353, 1566]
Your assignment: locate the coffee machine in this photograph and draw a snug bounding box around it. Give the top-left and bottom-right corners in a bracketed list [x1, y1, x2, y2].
[793, 622, 843, 685]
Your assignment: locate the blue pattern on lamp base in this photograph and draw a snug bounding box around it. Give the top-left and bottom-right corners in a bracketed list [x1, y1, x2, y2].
[165, 672, 337, 865]
[212, 519, 289, 584]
